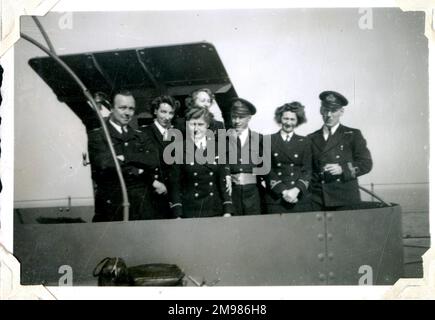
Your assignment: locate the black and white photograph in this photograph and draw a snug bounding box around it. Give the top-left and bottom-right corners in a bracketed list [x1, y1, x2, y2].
[0, 1, 432, 297]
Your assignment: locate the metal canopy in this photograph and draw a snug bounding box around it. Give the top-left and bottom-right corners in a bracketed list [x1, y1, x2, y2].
[28, 42, 237, 130]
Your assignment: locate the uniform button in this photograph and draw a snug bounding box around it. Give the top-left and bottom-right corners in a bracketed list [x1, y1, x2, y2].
[277, 163, 282, 167]
[209, 192, 214, 196]
[106, 200, 111, 204]
[194, 172, 198, 176]
[154, 175, 159, 179]
[155, 168, 158, 171]
[290, 163, 294, 167]
[190, 162, 194, 166]
[321, 180, 325, 184]
[194, 193, 199, 198]
[239, 168, 243, 172]
[291, 181, 295, 185]
[239, 158, 243, 162]
[124, 142, 128, 146]
[278, 172, 282, 176]
[209, 182, 213, 186]
[291, 173, 294, 176]
[336, 178, 341, 182]
[194, 182, 199, 187]
[294, 154, 298, 158]
[336, 155, 340, 159]
[209, 172, 214, 176]
[274, 153, 278, 157]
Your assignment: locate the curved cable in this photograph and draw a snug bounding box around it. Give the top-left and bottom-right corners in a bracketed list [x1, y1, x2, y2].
[31, 16, 57, 55]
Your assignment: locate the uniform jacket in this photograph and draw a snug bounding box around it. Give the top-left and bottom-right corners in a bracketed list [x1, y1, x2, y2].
[168, 138, 234, 218]
[228, 130, 264, 175]
[87, 120, 161, 221]
[227, 129, 265, 215]
[265, 132, 312, 207]
[308, 124, 372, 207]
[141, 122, 173, 183]
[88, 121, 161, 188]
[140, 122, 175, 219]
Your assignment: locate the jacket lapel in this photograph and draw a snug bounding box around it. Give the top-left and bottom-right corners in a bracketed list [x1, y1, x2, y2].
[273, 132, 294, 160]
[202, 139, 218, 169]
[310, 129, 326, 152]
[185, 138, 217, 169]
[151, 123, 165, 149]
[107, 120, 124, 142]
[322, 125, 344, 154]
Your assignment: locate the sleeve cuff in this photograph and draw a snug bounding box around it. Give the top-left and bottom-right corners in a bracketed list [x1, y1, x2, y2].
[170, 203, 183, 218]
[271, 180, 286, 196]
[295, 180, 309, 194]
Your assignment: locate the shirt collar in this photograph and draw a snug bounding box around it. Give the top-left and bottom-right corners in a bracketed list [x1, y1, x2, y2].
[154, 119, 169, 135]
[280, 130, 294, 141]
[194, 136, 208, 149]
[238, 128, 249, 145]
[109, 119, 127, 134]
[323, 123, 340, 136]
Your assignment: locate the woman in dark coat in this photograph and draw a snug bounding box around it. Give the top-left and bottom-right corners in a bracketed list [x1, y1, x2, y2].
[168, 107, 233, 218]
[265, 102, 313, 213]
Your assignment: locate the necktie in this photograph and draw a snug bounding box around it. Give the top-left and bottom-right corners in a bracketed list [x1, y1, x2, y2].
[286, 134, 291, 142]
[325, 127, 331, 141]
[198, 142, 205, 155]
[163, 129, 168, 141]
[122, 126, 128, 138]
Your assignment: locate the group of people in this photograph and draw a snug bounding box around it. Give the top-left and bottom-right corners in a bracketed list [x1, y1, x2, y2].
[87, 88, 373, 222]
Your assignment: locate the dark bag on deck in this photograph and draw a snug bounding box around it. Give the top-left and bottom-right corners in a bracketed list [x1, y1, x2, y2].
[92, 257, 130, 286]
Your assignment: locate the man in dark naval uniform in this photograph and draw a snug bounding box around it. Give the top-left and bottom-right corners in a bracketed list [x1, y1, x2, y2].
[88, 90, 163, 222]
[309, 91, 373, 210]
[228, 98, 264, 215]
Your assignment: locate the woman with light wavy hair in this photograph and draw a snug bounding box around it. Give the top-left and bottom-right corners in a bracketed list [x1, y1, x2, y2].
[185, 88, 225, 135]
